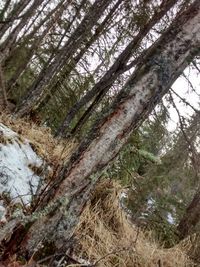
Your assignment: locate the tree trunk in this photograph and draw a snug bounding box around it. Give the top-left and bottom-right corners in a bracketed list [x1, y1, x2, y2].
[0, 0, 12, 21]
[56, 0, 178, 137]
[0, 0, 45, 63]
[14, 0, 112, 118]
[6, 0, 68, 92]
[0, 0, 30, 40]
[2, 1, 199, 259]
[177, 188, 200, 239]
[35, 0, 123, 113]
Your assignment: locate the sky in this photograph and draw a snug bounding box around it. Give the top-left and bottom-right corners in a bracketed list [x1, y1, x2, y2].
[168, 64, 200, 132]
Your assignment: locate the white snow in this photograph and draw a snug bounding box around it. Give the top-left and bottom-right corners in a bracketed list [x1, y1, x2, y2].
[167, 212, 175, 225]
[0, 123, 44, 218]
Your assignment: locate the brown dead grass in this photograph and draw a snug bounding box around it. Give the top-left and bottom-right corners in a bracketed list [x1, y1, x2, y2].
[0, 113, 77, 166]
[75, 180, 195, 267]
[0, 113, 196, 266]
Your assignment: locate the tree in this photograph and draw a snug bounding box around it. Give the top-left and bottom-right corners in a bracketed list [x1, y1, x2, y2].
[14, 0, 113, 117]
[55, 0, 178, 137]
[1, 1, 199, 262]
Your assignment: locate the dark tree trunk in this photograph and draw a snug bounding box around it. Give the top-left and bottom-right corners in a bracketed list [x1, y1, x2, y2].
[1, 1, 199, 260]
[35, 0, 123, 113]
[177, 188, 200, 239]
[6, 0, 69, 92]
[0, 0, 12, 21]
[0, 0, 45, 63]
[14, 0, 112, 118]
[0, 0, 30, 40]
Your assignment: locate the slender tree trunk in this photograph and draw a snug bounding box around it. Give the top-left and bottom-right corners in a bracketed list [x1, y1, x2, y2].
[177, 188, 200, 239]
[56, 0, 178, 137]
[0, 0, 45, 63]
[35, 0, 123, 113]
[177, 121, 200, 239]
[14, 0, 112, 118]
[2, 1, 199, 259]
[0, 0, 30, 40]
[6, 0, 69, 92]
[0, 0, 12, 21]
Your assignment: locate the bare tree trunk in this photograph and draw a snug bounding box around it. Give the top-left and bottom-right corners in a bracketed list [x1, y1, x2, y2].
[2, 1, 199, 260]
[0, 0, 12, 21]
[55, 0, 178, 137]
[177, 188, 200, 239]
[14, 0, 112, 118]
[176, 115, 200, 239]
[6, 0, 69, 92]
[0, 0, 45, 63]
[35, 0, 123, 113]
[0, 0, 30, 40]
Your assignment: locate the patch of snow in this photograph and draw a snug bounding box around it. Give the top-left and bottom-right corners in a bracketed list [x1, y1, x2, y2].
[0, 123, 44, 205]
[147, 197, 155, 209]
[167, 212, 175, 225]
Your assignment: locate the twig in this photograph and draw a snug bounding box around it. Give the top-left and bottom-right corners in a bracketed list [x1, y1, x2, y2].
[170, 88, 200, 114]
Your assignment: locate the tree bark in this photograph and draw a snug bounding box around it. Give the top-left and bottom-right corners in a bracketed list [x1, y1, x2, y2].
[0, 0, 45, 63]
[2, 1, 199, 259]
[14, 0, 112, 118]
[6, 0, 69, 92]
[177, 188, 200, 239]
[55, 0, 178, 137]
[0, 0, 30, 40]
[35, 0, 123, 113]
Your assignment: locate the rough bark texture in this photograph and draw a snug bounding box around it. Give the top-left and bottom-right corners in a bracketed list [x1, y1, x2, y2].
[7, 0, 199, 256]
[56, 0, 178, 137]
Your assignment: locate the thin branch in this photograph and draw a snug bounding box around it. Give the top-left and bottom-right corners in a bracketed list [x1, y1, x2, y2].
[170, 88, 200, 114]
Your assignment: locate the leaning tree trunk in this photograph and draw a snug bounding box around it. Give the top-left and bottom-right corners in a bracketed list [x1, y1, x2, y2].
[35, 0, 123, 113]
[177, 137, 200, 239]
[177, 188, 200, 239]
[14, 0, 112, 118]
[56, 0, 178, 138]
[0, 0, 45, 63]
[1, 0, 200, 261]
[0, 0, 12, 21]
[6, 0, 69, 92]
[0, 0, 30, 40]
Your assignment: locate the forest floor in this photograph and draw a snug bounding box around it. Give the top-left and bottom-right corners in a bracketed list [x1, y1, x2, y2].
[0, 113, 196, 267]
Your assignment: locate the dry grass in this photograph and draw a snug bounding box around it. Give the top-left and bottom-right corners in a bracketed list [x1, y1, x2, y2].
[0, 112, 196, 266]
[75, 180, 195, 267]
[0, 113, 77, 167]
